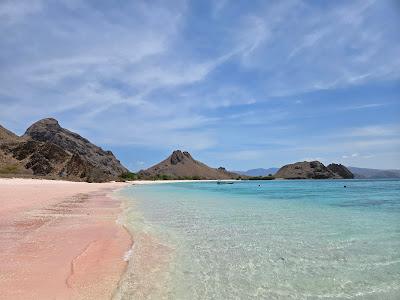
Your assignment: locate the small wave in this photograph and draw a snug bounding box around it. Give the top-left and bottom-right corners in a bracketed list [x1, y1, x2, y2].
[123, 248, 133, 262]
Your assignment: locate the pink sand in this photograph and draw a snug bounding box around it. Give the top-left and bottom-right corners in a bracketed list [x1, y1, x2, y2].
[0, 178, 132, 299]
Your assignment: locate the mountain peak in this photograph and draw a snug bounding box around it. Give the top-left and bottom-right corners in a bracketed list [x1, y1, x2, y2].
[140, 150, 240, 180]
[170, 150, 193, 165]
[18, 118, 128, 179]
[24, 118, 62, 140]
[31, 117, 60, 128]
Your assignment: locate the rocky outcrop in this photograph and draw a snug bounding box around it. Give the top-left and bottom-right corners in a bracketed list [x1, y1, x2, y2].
[24, 118, 127, 178]
[0, 118, 128, 182]
[138, 150, 241, 180]
[275, 161, 354, 179]
[169, 150, 192, 165]
[327, 163, 354, 179]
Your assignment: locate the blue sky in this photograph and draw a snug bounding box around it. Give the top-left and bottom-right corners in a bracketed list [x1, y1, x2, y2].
[0, 0, 399, 171]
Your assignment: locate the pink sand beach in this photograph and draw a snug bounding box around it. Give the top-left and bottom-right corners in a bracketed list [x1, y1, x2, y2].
[0, 178, 132, 299]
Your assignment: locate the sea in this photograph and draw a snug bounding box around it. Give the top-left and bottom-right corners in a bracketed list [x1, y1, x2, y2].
[114, 179, 400, 299]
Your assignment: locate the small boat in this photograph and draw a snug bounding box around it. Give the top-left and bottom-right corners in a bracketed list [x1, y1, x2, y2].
[217, 181, 234, 185]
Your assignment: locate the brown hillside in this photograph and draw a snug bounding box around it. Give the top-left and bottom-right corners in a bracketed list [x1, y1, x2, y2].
[139, 150, 241, 180]
[0, 118, 128, 182]
[275, 161, 354, 179]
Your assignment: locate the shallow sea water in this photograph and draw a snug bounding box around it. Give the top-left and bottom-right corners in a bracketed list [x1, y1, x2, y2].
[115, 179, 400, 299]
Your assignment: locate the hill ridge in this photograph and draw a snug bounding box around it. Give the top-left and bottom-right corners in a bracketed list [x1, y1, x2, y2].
[0, 118, 128, 182]
[275, 161, 354, 179]
[139, 150, 241, 180]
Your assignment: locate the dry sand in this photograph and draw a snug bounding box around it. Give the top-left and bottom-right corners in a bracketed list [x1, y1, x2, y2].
[0, 178, 132, 300]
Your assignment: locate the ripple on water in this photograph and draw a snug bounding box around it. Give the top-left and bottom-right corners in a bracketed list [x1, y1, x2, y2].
[117, 180, 400, 299]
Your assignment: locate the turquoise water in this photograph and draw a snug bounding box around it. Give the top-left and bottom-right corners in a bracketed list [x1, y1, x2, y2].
[116, 180, 400, 299]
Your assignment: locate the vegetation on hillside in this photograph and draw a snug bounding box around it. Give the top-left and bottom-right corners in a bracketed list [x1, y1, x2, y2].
[119, 172, 235, 181]
[247, 175, 275, 180]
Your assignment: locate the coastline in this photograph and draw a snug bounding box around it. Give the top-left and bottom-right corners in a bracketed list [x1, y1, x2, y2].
[0, 178, 132, 299]
[0, 178, 312, 299]
[0, 178, 241, 298]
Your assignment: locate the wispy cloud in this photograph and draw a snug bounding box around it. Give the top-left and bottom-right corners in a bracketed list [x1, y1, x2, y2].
[347, 125, 400, 138]
[338, 103, 387, 111]
[232, 0, 400, 96]
[0, 0, 399, 169]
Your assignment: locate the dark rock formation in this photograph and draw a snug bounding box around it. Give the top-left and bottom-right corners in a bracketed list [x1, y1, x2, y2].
[0, 118, 128, 182]
[327, 163, 354, 179]
[139, 150, 241, 180]
[24, 118, 127, 178]
[170, 150, 192, 165]
[275, 161, 354, 179]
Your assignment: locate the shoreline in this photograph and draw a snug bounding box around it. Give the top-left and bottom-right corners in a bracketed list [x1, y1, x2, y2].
[111, 187, 176, 299]
[0, 178, 132, 299]
[0, 178, 311, 299]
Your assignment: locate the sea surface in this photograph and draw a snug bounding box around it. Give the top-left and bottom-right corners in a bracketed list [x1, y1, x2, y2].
[115, 180, 400, 299]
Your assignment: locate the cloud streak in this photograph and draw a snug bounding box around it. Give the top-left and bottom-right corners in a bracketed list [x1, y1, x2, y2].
[0, 0, 399, 169]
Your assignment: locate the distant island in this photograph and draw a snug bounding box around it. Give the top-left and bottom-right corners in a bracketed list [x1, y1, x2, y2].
[274, 161, 353, 179]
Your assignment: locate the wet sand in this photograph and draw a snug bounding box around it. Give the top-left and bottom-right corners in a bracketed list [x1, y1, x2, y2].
[0, 178, 132, 299]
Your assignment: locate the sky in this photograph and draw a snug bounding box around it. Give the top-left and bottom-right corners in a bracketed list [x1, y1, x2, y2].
[0, 0, 399, 171]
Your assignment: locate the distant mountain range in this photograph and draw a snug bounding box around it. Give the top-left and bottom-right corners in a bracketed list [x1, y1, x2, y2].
[234, 168, 279, 177]
[348, 167, 400, 179]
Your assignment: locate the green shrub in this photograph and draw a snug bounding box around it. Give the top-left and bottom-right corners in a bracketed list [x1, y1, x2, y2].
[119, 172, 138, 180]
[248, 175, 275, 180]
[161, 174, 171, 180]
[0, 164, 20, 174]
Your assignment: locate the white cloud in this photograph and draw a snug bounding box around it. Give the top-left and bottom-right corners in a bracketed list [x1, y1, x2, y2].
[232, 0, 400, 96]
[301, 157, 325, 163]
[338, 103, 387, 111]
[0, 0, 399, 168]
[347, 125, 400, 138]
[342, 153, 374, 160]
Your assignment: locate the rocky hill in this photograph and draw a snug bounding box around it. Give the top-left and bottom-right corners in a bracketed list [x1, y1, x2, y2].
[275, 161, 354, 179]
[0, 118, 128, 182]
[138, 150, 241, 180]
[327, 163, 354, 179]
